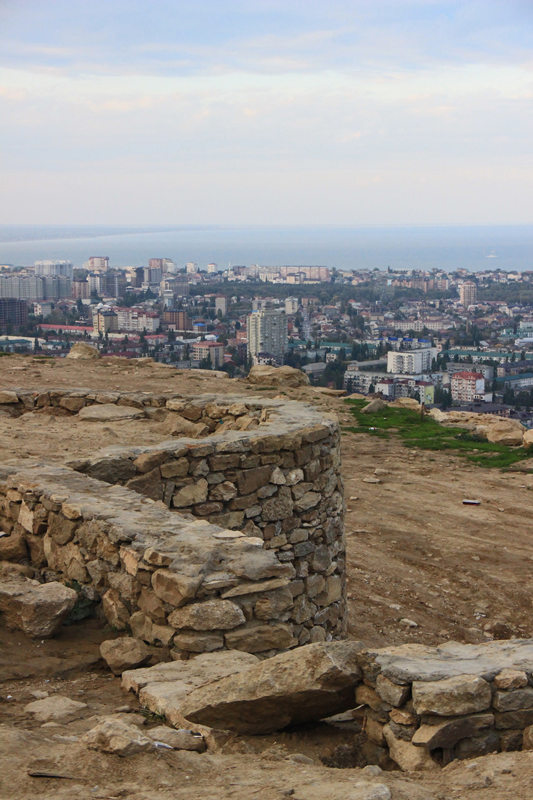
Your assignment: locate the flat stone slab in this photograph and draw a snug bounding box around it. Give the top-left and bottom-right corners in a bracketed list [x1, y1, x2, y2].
[359, 640, 533, 683]
[78, 403, 145, 421]
[123, 651, 260, 728]
[180, 641, 364, 735]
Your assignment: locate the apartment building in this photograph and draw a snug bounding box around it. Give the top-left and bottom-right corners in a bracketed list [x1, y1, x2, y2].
[0, 298, 28, 331]
[451, 371, 485, 403]
[114, 308, 160, 332]
[93, 310, 118, 335]
[387, 347, 437, 374]
[163, 310, 192, 330]
[215, 295, 227, 316]
[34, 260, 73, 279]
[192, 340, 225, 368]
[459, 281, 478, 307]
[247, 308, 288, 363]
[84, 257, 109, 271]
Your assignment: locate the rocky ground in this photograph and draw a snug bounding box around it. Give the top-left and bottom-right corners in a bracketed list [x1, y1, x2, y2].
[1, 354, 533, 798]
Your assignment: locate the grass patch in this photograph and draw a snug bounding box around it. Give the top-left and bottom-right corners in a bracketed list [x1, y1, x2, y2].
[344, 399, 530, 469]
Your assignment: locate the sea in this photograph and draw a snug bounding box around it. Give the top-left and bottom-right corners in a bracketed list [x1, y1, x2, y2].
[0, 224, 532, 273]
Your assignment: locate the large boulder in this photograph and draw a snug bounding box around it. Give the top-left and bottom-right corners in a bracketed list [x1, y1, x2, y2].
[389, 397, 422, 411]
[477, 420, 525, 446]
[66, 342, 101, 360]
[248, 365, 310, 388]
[523, 429, 533, 449]
[361, 398, 387, 414]
[0, 576, 77, 638]
[100, 637, 151, 675]
[180, 641, 363, 735]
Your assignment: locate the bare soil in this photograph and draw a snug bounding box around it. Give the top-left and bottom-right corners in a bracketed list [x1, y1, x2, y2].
[1, 354, 532, 799]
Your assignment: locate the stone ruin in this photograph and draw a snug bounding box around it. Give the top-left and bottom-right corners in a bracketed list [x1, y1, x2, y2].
[0, 389, 346, 655]
[4, 384, 533, 770]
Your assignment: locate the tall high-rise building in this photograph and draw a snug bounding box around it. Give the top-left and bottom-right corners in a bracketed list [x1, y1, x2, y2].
[460, 281, 478, 307]
[247, 308, 288, 363]
[215, 295, 227, 316]
[35, 260, 73, 280]
[0, 299, 28, 331]
[72, 279, 90, 299]
[186, 262, 198, 274]
[207, 263, 218, 273]
[0, 274, 70, 301]
[84, 257, 109, 271]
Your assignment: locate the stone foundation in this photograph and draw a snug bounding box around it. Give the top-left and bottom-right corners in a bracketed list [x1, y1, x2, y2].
[0, 392, 346, 656]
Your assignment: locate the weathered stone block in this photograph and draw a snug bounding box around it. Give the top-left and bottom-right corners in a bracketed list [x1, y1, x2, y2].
[237, 466, 272, 495]
[168, 599, 245, 631]
[412, 675, 492, 717]
[152, 569, 202, 606]
[172, 479, 208, 507]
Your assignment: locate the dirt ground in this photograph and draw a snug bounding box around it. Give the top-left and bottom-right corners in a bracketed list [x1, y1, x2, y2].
[1, 354, 533, 799]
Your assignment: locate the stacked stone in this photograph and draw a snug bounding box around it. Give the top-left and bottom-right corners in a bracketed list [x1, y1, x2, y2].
[351, 640, 533, 769]
[70, 396, 346, 647]
[0, 394, 346, 656]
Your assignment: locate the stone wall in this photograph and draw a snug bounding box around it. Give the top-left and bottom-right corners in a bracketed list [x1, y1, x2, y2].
[355, 639, 533, 768]
[0, 393, 346, 656]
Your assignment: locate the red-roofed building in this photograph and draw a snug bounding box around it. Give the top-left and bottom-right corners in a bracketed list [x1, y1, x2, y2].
[451, 371, 485, 403]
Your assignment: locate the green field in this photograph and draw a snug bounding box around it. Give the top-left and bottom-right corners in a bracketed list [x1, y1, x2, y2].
[344, 399, 531, 469]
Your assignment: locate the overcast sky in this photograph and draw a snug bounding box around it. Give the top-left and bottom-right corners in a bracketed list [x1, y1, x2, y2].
[0, 0, 532, 226]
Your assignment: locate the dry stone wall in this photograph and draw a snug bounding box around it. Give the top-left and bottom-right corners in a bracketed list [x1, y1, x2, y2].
[354, 639, 533, 768]
[0, 392, 346, 656]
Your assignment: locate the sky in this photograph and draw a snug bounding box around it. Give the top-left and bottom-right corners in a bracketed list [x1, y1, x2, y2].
[0, 0, 532, 226]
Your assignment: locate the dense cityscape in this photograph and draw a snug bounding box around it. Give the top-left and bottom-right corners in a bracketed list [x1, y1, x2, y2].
[2, 256, 533, 423]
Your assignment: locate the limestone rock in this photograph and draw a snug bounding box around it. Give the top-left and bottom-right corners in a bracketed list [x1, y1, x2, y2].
[411, 713, 494, 749]
[162, 414, 208, 438]
[180, 641, 363, 734]
[147, 726, 206, 751]
[122, 650, 260, 694]
[172, 479, 208, 508]
[173, 632, 224, 653]
[358, 640, 533, 684]
[492, 687, 533, 712]
[24, 695, 88, 723]
[67, 342, 101, 360]
[483, 420, 525, 446]
[78, 403, 144, 421]
[389, 397, 422, 411]
[168, 599, 245, 631]
[100, 637, 151, 675]
[494, 669, 528, 690]
[376, 674, 410, 707]
[361, 399, 387, 414]
[383, 725, 436, 771]
[82, 717, 156, 757]
[0, 532, 28, 562]
[248, 364, 310, 388]
[0, 391, 19, 404]
[0, 576, 77, 638]
[522, 724, 533, 750]
[412, 674, 492, 716]
[523, 429, 533, 449]
[224, 623, 295, 653]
